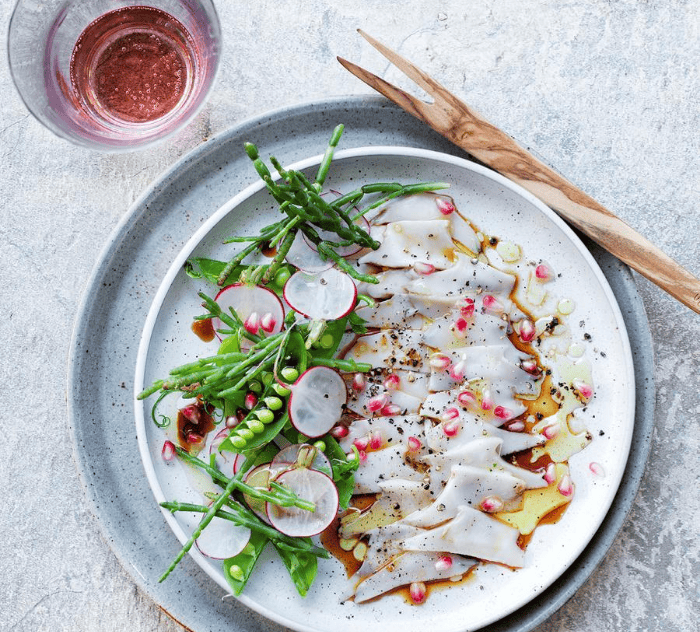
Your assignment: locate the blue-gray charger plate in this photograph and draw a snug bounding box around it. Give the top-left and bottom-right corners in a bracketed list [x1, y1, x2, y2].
[67, 96, 654, 632]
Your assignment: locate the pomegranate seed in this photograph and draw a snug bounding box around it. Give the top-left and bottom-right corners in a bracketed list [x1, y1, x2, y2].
[506, 420, 525, 432]
[535, 263, 553, 281]
[358, 450, 367, 463]
[449, 360, 466, 380]
[441, 407, 460, 422]
[186, 431, 203, 446]
[480, 495, 504, 512]
[482, 294, 504, 314]
[429, 353, 451, 370]
[558, 474, 573, 497]
[518, 319, 536, 342]
[573, 379, 594, 399]
[244, 392, 258, 410]
[458, 297, 475, 318]
[367, 393, 388, 412]
[443, 420, 460, 437]
[409, 581, 427, 604]
[381, 403, 402, 416]
[352, 373, 366, 391]
[589, 462, 605, 477]
[521, 358, 539, 374]
[369, 431, 384, 450]
[383, 374, 400, 390]
[542, 423, 560, 440]
[544, 462, 556, 484]
[494, 406, 514, 420]
[259, 312, 276, 333]
[180, 404, 200, 423]
[414, 261, 436, 275]
[225, 415, 240, 429]
[450, 317, 469, 339]
[435, 555, 453, 572]
[457, 390, 476, 406]
[162, 440, 176, 462]
[244, 312, 260, 334]
[407, 436, 422, 452]
[436, 197, 455, 215]
[330, 425, 349, 439]
[481, 391, 493, 411]
[353, 436, 369, 451]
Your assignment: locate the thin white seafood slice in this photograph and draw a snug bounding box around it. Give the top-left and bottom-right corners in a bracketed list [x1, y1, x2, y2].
[339, 479, 433, 538]
[353, 444, 428, 494]
[404, 253, 515, 304]
[346, 386, 423, 418]
[338, 415, 427, 452]
[428, 345, 537, 395]
[356, 268, 418, 300]
[423, 436, 546, 490]
[401, 465, 527, 527]
[450, 219, 482, 255]
[387, 370, 431, 400]
[421, 310, 510, 350]
[371, 192, 482, 255]
[407, 294, 463, 321]
[421, 389, 527, 426]
[346, 330, 429, 373]
[422, 407, 544, 456]
[402, 505, 525, 568]
[353, 552, 477, 603]
[354, 523, 424, 579]
[371, 192, 452, 223]
[345, 369, 430, 404]
[490, 426, 546, 455]
[358, 220, 456, 269]
[355, 295, 426, 329]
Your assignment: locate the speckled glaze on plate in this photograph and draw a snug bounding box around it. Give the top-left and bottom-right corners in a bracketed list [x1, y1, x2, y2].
[68, 97, 655, 632]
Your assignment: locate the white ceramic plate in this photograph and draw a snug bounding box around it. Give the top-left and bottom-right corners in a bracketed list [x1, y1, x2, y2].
[134, 147, 635, 632]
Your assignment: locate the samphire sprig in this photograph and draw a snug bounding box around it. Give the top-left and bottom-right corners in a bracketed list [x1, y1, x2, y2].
[216, 124, 449, 286]
[137, 291, 371, 411]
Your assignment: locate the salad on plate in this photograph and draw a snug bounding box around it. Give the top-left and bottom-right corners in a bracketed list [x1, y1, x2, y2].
[137, 125, 597, 605]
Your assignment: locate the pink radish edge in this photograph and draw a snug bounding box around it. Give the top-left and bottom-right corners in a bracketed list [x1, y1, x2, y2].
[287, 366, 347, 438]
[212, 283, 285, 342]
[266, 468, 339, 537]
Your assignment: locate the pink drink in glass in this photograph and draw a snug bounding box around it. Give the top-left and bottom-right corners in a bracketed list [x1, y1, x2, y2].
[9, 0, 220, 150]
[70, 7, 197, 126]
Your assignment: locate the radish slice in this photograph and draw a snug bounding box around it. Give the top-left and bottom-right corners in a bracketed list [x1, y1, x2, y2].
[285, 231, 335, 273]
[272, 443, 333, 477]
[243, 464, 286, 524]
[266, 468, 339, 537]
[213, 283, 284, 342]
[283, 269, 357, 320]
[195, 513, 251, 560]
[288, 366, 347, 438]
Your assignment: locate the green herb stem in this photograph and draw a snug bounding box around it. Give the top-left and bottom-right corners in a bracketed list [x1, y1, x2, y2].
[176, 447, 315, 511]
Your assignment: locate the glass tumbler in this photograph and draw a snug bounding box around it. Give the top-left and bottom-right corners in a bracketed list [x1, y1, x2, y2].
[8, 0, 221, 151]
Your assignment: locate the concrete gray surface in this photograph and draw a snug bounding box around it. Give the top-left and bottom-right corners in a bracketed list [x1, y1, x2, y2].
[1, 1, 698, 631]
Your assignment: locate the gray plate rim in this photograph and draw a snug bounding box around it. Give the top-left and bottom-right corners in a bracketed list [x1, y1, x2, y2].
[67, 95, 654, 632]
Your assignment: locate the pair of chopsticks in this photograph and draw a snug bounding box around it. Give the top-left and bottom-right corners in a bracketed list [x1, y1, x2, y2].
[338, 30, 700, 314]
